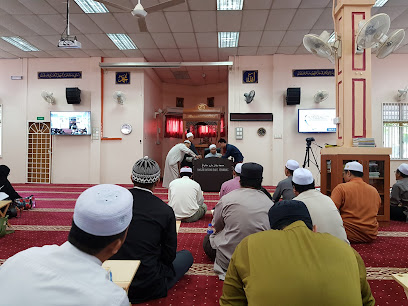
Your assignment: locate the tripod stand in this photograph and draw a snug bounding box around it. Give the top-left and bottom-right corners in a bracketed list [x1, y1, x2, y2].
[303, 142, 321, 173]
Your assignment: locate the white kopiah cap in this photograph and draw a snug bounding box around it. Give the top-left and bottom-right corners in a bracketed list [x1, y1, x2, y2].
[398, 163, 408, 175]
[73, 184, 133, 236]
[344, 161, 363, 173]
[180, 166, 193, 173]
[184, 140, 191, 144]
[286, 160, 300, 171]
[209, 144, 216, 149]
[186, 132, 194, 138]
[234, 163, 243, 174]
[292, 168, 314, 185]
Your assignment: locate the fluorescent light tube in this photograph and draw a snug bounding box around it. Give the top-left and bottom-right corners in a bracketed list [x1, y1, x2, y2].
[74, 0, 109, 13]
[107, 34, 137, 50]
[218, 32, 240, 48]
[1, 37, 39, 51]
[217, 0, 244, 10]
[373, 0, 389, 7]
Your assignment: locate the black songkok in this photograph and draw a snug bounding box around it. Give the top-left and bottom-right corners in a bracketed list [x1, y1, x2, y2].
[268, 200, 313, 231]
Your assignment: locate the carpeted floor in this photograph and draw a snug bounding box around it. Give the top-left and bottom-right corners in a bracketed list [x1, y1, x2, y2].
[1, 183, 408, 305]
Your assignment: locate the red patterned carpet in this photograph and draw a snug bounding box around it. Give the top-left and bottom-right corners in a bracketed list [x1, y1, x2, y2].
[1, 183, 407, 306]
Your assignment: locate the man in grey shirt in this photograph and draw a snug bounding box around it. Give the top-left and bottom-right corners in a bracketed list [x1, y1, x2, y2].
[203, 162, 272, 280]
[272, 160, 299, 203]
[391, 163, 408, 221]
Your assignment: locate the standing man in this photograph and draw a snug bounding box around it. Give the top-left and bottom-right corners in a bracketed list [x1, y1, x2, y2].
[203, 162, 272, 280]
[390, 163, 408, 221]
[168, 167, 207, 222]
[218, 138, 244, 163]
[0, 184, 134, 306]
[205, 144, 222, 158]
[220, 200, 375, 306]
[331, 161, 381, 243]
[219, 163, 242, 198]
[292, 168, 349, 243]
[181, 132, 200, 168]
[272, 159, 299, 203]
[112, 156, 193, 304]
[163, 140, 199, 188]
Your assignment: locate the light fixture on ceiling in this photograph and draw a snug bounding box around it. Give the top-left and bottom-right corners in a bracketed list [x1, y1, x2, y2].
[107, 34, 138, 50]
[373, 0, 389, 7]
[217, 0, 243, 10]
[1, 37, 39, 52]
[99, 61, 234, 69]
[74, 0, 109, 13]
[218, 32, 240, 48]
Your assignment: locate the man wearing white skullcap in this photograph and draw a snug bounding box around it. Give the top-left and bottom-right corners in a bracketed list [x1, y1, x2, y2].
[390, 163, 408, 221]
[272, 159, 299, 203]
[292, 168, 349, 244]
[168, 166, 207, 222]
[331, 161, 381, 243]
[219, 163, 243, 198]
[163, 140, 201, 188]
[180, 132, 202, 168]
[205, 144, 222, 158]
[111, 156, 193, 304]
[0, 184, 133, 306]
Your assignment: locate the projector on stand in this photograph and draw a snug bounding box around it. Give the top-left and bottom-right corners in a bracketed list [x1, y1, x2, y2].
[58, 36, 81, 49]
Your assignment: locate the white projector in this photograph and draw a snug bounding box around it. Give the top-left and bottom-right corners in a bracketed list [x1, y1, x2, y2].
[58, 37, 81, 49]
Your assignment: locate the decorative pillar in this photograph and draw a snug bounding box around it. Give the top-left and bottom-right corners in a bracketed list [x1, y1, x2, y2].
[334, 0, 374, 147]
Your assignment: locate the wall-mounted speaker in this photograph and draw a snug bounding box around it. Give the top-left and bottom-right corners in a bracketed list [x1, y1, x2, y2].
[207, 97, 214, 107]
[66, 87, 81, 104]
[286, 88, 301, 105]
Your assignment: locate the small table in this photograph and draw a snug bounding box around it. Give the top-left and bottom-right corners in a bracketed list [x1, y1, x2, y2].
[0, 200, 13, 229]
[102, 260, 141, 292]
[392, 273, 408, 298]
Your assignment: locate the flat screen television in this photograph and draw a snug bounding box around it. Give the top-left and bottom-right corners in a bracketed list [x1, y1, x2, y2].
[50, 111, 91, 136]
[298, 108, 336, 133]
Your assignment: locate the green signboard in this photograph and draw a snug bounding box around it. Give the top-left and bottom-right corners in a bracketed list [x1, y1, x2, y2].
[37, 117, 44, 120]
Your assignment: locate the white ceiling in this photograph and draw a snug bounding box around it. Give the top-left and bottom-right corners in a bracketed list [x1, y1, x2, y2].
[0, 0, 407, 85]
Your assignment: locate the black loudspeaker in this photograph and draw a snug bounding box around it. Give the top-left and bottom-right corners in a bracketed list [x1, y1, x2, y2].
[66, 87, 81, 104]
[207, 97, 214, 107]
[286, 88, 301, 105]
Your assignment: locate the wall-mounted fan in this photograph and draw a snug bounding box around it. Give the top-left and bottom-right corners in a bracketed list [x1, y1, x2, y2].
[303, 31, 341, 63]
[113, 91, 126, 105]
[244, 90, 255, 104]
[314, 90, 329, 103]
[41, 91, 55, 104]
[95, 0, 185, 32]
[397, 87, 408, 102]
[355, 13, 405, 59]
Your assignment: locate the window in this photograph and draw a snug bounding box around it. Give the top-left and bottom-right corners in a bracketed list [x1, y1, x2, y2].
[165, 116, 183, 138]
[383, 102, 408, 159]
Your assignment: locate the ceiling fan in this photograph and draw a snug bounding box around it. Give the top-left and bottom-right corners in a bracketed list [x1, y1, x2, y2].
[95, 0, 185, 32]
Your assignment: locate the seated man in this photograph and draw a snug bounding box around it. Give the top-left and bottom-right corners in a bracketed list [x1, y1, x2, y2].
[331, 161, 381, 243]
[220, 200, 375, 306]
[390, 163, 408, 221]
[168, 166, 207, 222]
[203, 162, 272, 280]
[205, 144, 222, 158]
[292, 168, 349, 243]
[219, 163, 242, 198]
[111, 156, 193, 304]
[0, 184, 133, 306]
[0, 165, 21, 200]
[218, 138, 244, 163]
[272, 159, 299, 203]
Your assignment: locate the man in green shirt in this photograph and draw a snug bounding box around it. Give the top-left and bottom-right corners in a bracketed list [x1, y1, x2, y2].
[220, 200, 375, 306]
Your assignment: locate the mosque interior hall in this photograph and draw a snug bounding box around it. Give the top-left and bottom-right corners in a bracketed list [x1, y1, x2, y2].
[1, 0, 408, 305]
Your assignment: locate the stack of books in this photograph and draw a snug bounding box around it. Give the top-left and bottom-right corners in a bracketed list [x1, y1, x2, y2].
[352, 138, 375, 147]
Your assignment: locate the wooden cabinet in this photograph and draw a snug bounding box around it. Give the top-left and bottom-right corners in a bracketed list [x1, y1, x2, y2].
[321, 150, 390, 223]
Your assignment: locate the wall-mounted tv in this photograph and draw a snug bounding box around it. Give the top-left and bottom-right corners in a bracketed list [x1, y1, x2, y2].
[50, 111, 91, 136]
[298, 108, 336, 133]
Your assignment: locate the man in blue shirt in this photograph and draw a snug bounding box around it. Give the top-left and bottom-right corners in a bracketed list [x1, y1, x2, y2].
[218, 138, 244, 163]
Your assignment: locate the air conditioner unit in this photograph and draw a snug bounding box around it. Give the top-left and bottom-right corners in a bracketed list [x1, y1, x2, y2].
[165, 107, 183, 115]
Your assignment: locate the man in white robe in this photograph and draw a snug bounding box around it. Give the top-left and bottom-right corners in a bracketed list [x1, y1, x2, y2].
[163, 140, 198, 188]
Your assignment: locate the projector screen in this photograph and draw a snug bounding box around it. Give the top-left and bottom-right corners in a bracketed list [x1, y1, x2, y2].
[50, 111, 91, 136]
[298, 109, 336, 133]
